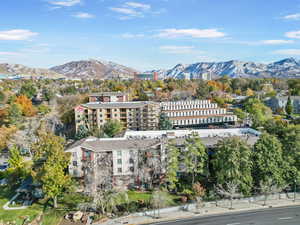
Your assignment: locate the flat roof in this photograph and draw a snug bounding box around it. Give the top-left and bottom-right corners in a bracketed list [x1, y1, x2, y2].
[89, 92, 128, 97]
[82, 101, 157, 109]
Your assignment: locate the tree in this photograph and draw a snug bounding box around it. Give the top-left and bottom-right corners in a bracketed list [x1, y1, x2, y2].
[40, 159, 71, 208]
[252, 133, 285, 187]
[75, 125, 90, 140]
[244, 97, 272, 128]
[20, 83, 37, 99]
[159, 113, 173, 130]
[7, 103, 23, 125]
[15, 95, 36, 117]
[165, 141, 180, 190]
[213, 137, 253, 195]
[193, 182, 206, 213]
[285, 96, 293, 116]
[42, 88, 55, 102]
[150, 190, 170, 218]
[0, 126, 17, 150]
[216, 181, 242, 210]
[258, 178, 284, 206]
[32, 131, 71, 208]
[280, 125, 300, 184]
[102, 120, 123, 137]
[6, 145, 30, 185]
[0, 90, 5, 103]
[183, 133, 208, 185]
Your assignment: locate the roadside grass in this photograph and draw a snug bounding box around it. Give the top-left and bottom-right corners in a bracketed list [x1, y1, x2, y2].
[127, 190, 181, 206]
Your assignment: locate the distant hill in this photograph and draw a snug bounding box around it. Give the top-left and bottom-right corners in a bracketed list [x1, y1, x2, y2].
[50, 59, 138, 79]
[0, 63, 64, 79]
[153, 58, 300, 79]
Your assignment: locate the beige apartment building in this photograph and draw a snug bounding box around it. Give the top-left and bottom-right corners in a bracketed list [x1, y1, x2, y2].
[75, 101, 160, 131]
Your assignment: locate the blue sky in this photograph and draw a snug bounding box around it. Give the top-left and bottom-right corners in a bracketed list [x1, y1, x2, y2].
[2, 0, 300, 70]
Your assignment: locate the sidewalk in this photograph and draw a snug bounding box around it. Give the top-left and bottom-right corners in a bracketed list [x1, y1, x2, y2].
[94, 196, 300, 225]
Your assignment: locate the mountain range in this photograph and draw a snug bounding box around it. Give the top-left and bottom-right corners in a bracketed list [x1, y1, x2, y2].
[50, 59, 138, 79]
[0, 63, 63, 79]
[1, 58, 300, 79]
[154, 58, 300, 79]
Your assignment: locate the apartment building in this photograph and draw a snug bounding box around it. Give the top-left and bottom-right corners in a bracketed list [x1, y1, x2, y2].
[75, 101, 160, 132]
[265, 96, 300, 114]
[89, 92, 129, 103]
[66, 128, 260, 193]
[161, 100, 237, 128]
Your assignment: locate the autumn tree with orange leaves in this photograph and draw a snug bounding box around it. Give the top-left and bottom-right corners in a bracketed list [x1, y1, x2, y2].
[15, 95, 36, 117]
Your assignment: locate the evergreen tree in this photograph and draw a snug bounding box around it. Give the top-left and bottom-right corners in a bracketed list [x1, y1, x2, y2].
[7, 103, 23, 125]
[285, 96, 293, 116]
[159, 113, 173, 130]
[102, 120, 123, 137]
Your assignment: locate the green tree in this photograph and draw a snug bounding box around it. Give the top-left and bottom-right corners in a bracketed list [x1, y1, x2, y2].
[0, 90, 5, 103]
[102, 120, 123, 137]
[285, 96, 293, 116]
[213, 137, 253, 195]
[20, 83, 37, 98]
[6, 145, 30, 185]
[41, 159, 71, 208]
[7, 103, 23, 125]
[75, 125, 90, 140]
[32, 131, 71, 208]
[244, 97, 272, 128]
[159, 113, 173, 130]
[252, 133, 285, 187]
[280, 125, 300, 184]
[183, 133, 208, 185]
[42, 88, 55, 102]
[165, 141, 180, 190]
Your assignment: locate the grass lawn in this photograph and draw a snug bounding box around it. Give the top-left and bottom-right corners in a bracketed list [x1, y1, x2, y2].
[0, 187, 42, 224]
[0, 187, 89, 225]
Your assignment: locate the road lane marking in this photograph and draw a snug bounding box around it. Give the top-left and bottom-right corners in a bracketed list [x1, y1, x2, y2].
[278, 217, 293, 220]
[226, 223, 241, 225]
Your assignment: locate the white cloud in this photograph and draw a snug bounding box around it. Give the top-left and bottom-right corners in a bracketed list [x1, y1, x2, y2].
[273, 49, 300, 55]
[0, 29, 38, 41]
[73, 12, 95, 19]
[283, 13, 300, 20]
[156, 28, 226, 39]
[48, 0, 81, 7]
[110, 7, 141, 17]
[0, 52, 22, 56]
[110, 1, 157, 19]
[260, 40, 294, 45]
[285, 30, 300, 39]
[160, 45, 200, 54]
[121, 33, 145, 38]
[124, 2, 151, 10]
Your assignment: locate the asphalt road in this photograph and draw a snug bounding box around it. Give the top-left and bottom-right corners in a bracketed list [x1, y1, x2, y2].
[148, 205, 300, 225]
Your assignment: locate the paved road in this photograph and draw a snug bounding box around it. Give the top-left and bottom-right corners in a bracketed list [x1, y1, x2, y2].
[148, 205, 300, 225]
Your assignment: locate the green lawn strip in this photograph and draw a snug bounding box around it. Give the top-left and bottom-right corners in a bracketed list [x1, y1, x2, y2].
[127, 191, 180, 206]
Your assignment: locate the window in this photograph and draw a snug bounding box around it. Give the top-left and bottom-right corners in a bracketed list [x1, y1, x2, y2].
[117, 159, 122, 164]
[129, 158, 134, 164]
[114, 109, 118, 112]
[118, 168, 122, 173]
[117, 151, 122, 156]
[130, 167, 134, 172]
[73, 161, 77, 167]
[72, 152, 77, 157]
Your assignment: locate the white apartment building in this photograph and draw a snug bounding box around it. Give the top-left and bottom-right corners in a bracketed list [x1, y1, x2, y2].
[161, 100, 237, 127]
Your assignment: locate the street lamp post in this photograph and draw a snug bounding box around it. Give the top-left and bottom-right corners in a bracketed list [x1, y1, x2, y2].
[294, 179, 297, 202]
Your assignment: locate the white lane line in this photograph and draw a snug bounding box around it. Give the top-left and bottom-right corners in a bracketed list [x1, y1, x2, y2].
[226, 223, 241, 225]
[278, 217, 293, 220]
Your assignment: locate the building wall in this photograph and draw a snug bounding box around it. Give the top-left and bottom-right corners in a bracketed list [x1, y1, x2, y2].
[75, 103, 160, 132]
